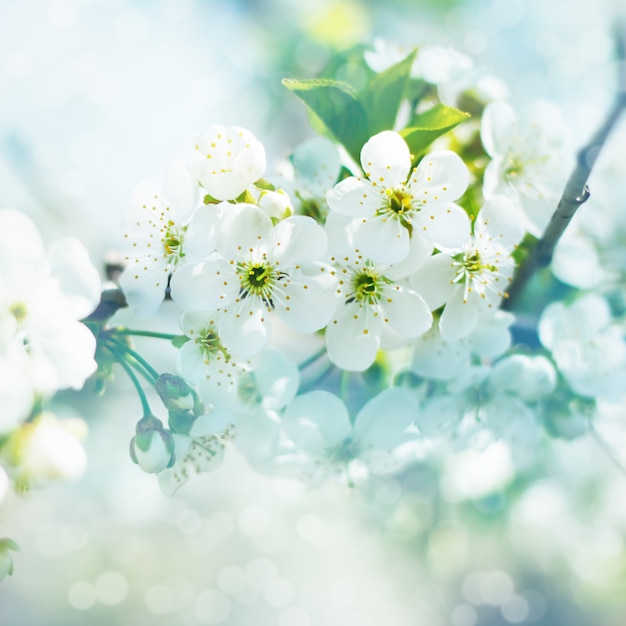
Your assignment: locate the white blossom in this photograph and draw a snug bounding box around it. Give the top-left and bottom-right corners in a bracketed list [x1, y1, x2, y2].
[481, 100, 572, 236]
[327, 130, 470, 264]
[170, 204, 336, 359]
[191, 125, 266, 201]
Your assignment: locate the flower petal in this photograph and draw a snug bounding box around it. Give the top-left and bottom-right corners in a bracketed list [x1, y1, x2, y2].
[410, 253, 457, 310]
[360, 130, 411, 189]
[219, 297, 271, 358]
[282, 390, 352, 454]
[327, 177, 382, 217]
[439, 286, 481, 341]
[416, 201, 470, 249]
[326, 302, 383, 371]
[354, 213, 410, 264]
[382, 285, 432, 338]
[408, 150, 469, 202]
[275, 275, 337, 333]
[267, 216, 328, 266]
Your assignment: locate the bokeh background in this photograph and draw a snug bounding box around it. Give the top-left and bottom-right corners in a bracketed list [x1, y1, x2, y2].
[2, 0, 626, 624]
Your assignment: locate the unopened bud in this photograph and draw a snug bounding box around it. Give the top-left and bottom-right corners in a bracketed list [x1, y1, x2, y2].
[155, 374, 197, 412]
[130, 416, 175, 474]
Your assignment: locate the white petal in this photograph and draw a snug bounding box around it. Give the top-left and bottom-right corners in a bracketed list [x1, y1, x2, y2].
[416, 201, 470, 249]
[161, 161, 199, 223]
[327, 177, 382, 217]
[192, 125, 266, 200]
[119, 257, 170, 318]
[382, 285, 432, 338]
[384, 233, 434, 281]
[183, 204, 224, 263]
[250, 347, 299, 410]
[170, 259, 239, 311]
[326, 302, 383, 371]
[408, 150, 469, 202]
[267, 216, 327, 266]
[0, 209, 45, 273]
[354, 387, 420, 449]
[481, 101, 516, 158]
[292, 136, 341, 198]
[219, 298, 271, 358]
[439, 286, 481, 341]
[354, 214, 410, 264]
[410, 253, 457, 310]
[275, 275, 336, 333]
[474, 195, 526, 248]
[217, 203, 273, 259]
[48, 238, 101, 319]
[360, 131, 411, 189]
[282, 390, 352, 454]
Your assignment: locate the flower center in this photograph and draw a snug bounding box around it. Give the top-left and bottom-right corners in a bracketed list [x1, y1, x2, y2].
[238, 261, 278, 307]
[348, 267, 384, 305]
[385, 187, 413, 215]
[453, 251, 498, 282]
[162, 221, 186, 261]
[10, 302, 27, 323]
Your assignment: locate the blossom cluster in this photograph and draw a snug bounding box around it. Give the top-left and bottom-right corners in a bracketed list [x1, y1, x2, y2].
[109, 44, 620, 494]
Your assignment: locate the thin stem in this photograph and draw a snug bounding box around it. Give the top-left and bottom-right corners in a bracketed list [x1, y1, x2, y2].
[106, 336, 160, 383]
[298, 347, 327, 370]
[503, 25, 626, 310]
[114, 329, 180, 341]
[590, 422, 626, 476]
[103, 344, 152, 417]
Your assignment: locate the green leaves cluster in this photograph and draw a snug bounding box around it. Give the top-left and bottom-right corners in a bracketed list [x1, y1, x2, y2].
[283, 48, 469, 163]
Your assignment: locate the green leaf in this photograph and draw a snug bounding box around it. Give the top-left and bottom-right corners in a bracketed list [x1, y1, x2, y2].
[282, 78, 368, 163]
[360, 50, 417, 135]
[400, 104, 470, 156]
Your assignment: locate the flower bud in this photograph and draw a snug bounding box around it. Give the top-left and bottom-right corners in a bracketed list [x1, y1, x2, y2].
[0, 538, 19, 583]
[155, 374, 197, 412]
[129, 415, 175, 474]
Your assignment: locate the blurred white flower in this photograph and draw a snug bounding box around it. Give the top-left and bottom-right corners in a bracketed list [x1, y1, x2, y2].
[278, 387, 421, 484]
[0, 466, 8, 508]
[13, 413, 88, 487]
[481, 100, 572, 236]
[539, 294, 626, 400]
[0, 210, 100, 427]
[327, 131, 470, 264]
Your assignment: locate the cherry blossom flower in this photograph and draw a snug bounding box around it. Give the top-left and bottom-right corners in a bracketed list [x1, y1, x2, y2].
[119, 161, 212, 318]
[170, 204, 336, 359]
[327, 130, 470, 264]
[410, 196, 522, 341]
[538, 294, 626, 401]
[323, 213, 433, 370]
[481, 100, 572, 236]
[277, 387, 421, 484]
[0, 210, 100, 428]
[191, 125, 266, 201]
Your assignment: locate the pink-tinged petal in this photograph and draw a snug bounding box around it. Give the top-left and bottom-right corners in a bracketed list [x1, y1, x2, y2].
[275, 276, 337, 333]
[161, 161, 199, 223]
[326, 302, 383, 371]
[327, 177, 383, 217]
[170, 259, 239, 312]
[354, 387, 420, 449]
[480, 101, 516, 158]
[282, 390, 352, 453]
[416, 202, 470, 249]
[408, 150, 469, 202]
[268, 216, 327, 266]
[382, 285, 432, 338]
[410, 253, 457, 310]
[219, 297, 271, 358]
[354, 214, 410, 264]
[217, 203, 273, 259]
[360, 131, 411, 188]
[439, 286, 481, 341]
